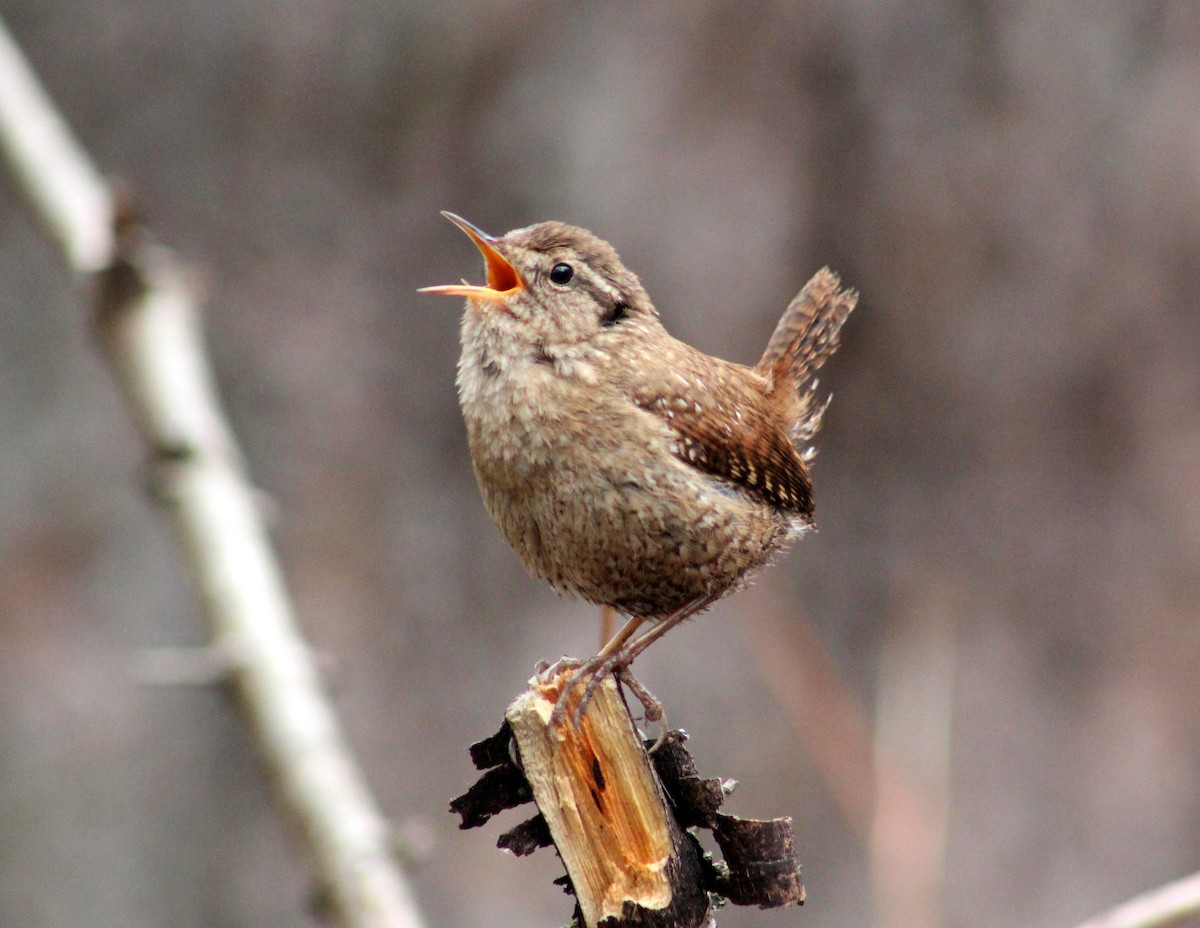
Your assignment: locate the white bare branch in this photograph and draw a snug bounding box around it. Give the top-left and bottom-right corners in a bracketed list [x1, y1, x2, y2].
[0, 13, 428, 928]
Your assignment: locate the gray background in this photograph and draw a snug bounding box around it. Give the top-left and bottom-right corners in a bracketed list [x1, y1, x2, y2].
[2, 3, 1199, 927]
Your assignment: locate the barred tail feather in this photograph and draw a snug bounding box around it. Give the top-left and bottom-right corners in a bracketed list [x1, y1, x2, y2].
[757, 267, 857, 445]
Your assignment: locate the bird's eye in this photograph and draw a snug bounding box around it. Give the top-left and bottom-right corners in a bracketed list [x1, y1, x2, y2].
[549, 263, 574, 285]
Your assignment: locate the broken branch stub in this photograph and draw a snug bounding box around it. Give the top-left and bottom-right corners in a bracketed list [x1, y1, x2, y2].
[450, 660, 806, 928]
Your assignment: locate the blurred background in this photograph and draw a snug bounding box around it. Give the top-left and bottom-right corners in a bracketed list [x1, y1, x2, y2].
[2, 3, 1200, 927]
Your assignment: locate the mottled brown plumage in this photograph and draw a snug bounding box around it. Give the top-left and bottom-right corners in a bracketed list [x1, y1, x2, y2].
[421, 213, 856, 725]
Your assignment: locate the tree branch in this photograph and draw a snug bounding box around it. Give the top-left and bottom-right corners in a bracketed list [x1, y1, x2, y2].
[0, 13, 427, 928]
[0, 17, 111, 270]
[1071, 872, 1200, 928]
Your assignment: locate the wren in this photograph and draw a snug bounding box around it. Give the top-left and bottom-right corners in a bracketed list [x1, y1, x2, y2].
[421, 212, 856, 727]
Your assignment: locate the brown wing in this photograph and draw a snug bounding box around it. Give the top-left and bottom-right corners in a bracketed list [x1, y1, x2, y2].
[628, 352, 814, 519]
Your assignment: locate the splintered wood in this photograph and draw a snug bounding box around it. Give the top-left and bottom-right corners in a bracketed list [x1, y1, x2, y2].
[506, 669, 673, 927]
[452, 660, 805, 928]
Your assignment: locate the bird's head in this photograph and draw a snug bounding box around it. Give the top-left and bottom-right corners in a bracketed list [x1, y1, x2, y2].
[421, 212, 657, 357]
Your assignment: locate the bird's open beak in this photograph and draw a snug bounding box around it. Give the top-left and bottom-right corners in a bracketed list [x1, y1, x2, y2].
[418, 212, 524, 300]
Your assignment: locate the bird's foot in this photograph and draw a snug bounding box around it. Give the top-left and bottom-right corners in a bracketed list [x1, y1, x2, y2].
[547, 652, 667, 751]
[614, 666, 668, 752]
[546, 653, 610, 730]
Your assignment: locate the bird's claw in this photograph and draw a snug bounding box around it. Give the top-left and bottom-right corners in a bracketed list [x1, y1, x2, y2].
[546, 655, 667, 752]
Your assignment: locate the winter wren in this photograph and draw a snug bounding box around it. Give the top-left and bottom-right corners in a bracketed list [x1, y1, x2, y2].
[421, 212, 856, 725]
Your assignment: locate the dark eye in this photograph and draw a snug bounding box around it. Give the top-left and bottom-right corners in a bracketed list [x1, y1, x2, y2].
[549, 263, 574, 285]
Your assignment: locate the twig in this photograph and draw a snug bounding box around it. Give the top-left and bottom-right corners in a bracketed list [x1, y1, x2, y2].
[1071, 872, 1200, 928]
[0, 17, 111, 270]
[0, 13, 426, 928]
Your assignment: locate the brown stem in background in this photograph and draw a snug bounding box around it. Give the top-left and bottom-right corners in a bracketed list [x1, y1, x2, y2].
[738, 585, 878, 838]
[599, 604, 618, 649]
[870, 569, 957, 928]
[738, 580, 953, 928]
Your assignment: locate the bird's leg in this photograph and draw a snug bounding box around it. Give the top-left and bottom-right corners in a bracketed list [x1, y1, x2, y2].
[598, 613, 647, 658]
[617, 607, 695, 664]
[549, 594, 717, 733]
[549, 616, 645, 729]
[589, 599, 707, 740]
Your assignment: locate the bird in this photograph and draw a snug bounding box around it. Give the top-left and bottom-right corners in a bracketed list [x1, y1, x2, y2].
[421, 212, 856, 729]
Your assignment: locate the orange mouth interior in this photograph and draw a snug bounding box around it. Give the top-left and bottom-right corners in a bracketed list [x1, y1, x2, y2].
[419, 212, 524, 299]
